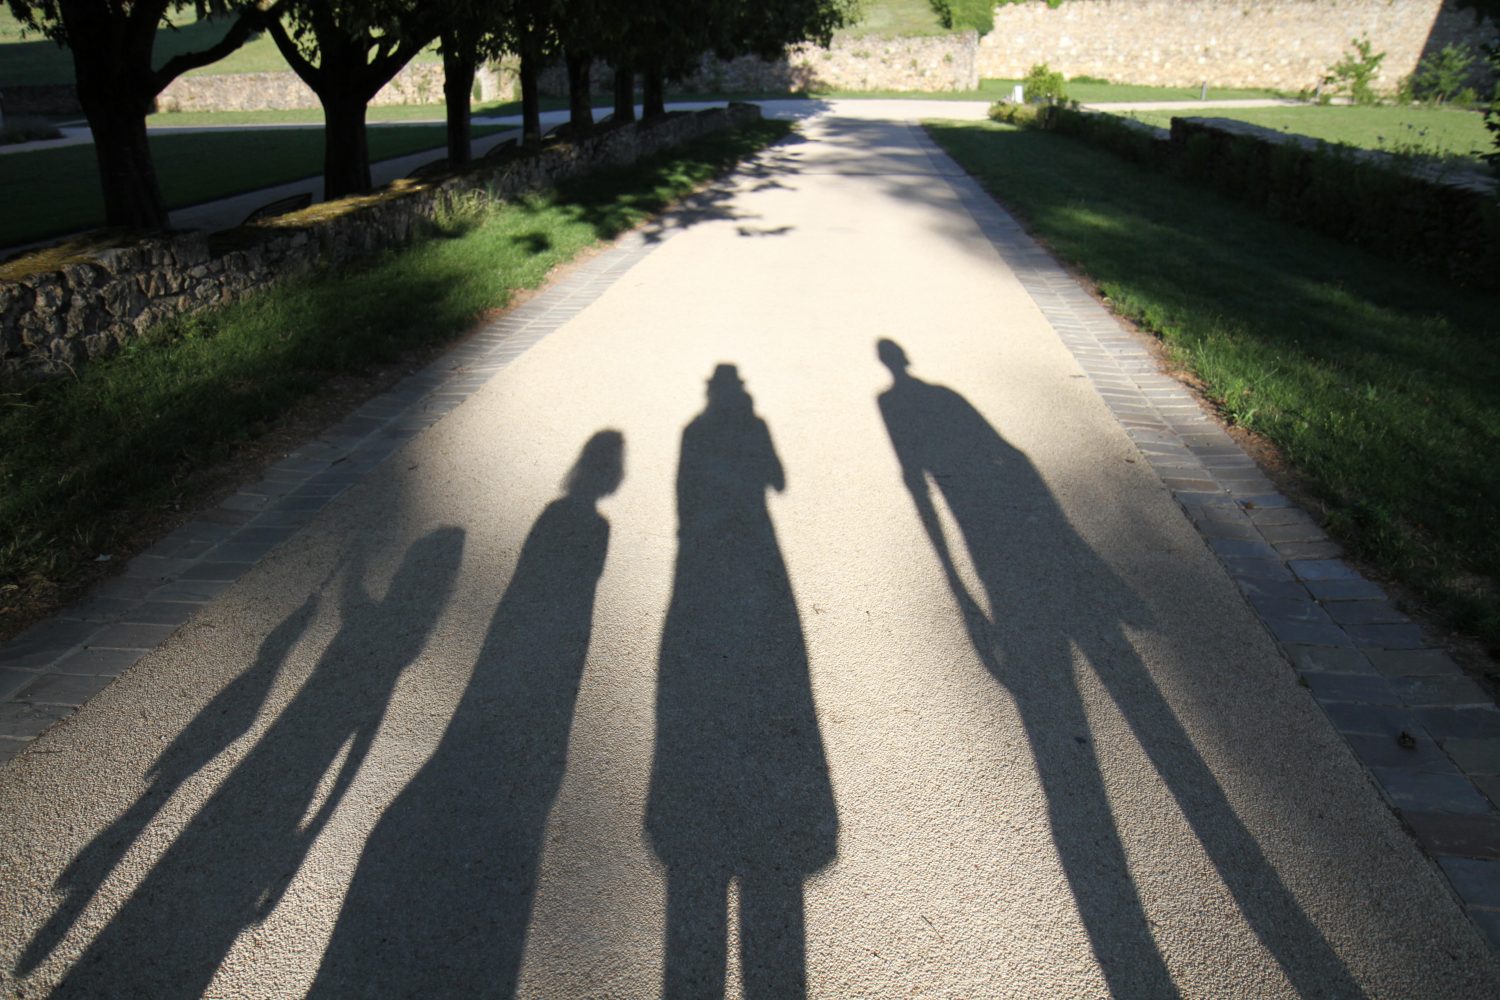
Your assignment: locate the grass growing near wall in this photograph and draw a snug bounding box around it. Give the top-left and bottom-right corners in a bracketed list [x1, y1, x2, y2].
[839, 0, 951, 37]
[0, 118, 792, 627]
[0, 123, 504, 247]
[926, 120, 1500, 647]
[1122, 103, 1493, 161]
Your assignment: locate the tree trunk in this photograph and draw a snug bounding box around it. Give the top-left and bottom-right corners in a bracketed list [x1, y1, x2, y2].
[442, 37, 477, 165]
[613, 66, 636, 123]
[321, 95, 371, 200]
[67, 3, 169, 230]
[644, 64, 666, 119]
[86, 105, 169, 230]
[566, 50, 593, 131]
[520, 38, 542, 146]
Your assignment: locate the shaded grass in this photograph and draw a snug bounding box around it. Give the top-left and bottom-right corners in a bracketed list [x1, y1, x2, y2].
[0, 118, 792, 626]
[1122, 104, 1493, 161]
[927, 120, 1500, 646]
[0, 123, 503, 247]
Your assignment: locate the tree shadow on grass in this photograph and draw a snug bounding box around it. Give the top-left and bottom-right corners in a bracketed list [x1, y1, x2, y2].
[875, 338, 1365, 999]
[46, 526, 466, 999]
[308, 430, 623, 998]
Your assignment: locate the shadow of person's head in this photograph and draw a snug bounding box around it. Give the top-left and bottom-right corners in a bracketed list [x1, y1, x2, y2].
[706, 363, 752, 410]
[877, 338, 910, 379]
[564, 430, 625, 503]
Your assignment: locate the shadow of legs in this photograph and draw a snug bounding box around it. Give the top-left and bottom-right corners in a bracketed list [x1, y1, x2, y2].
[664, 867, 729, 1000]
[740, 871, 809, 1000]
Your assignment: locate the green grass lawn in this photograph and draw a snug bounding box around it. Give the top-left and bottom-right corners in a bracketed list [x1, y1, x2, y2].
[1121, 103, 1494, 160]
[145, 98, 584, 128]
[0, 123, 504, 247]
[1, 8, 437, 86]
[0, 119, 792, 629]
[839, 0, 950, 37]
[927, 120, 1500, 648]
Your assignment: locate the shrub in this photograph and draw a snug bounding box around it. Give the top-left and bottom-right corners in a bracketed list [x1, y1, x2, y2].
[1323, 35, 1386, 105]
[1411, 43, 1477, 104]
[1022, 62, 1068, 103]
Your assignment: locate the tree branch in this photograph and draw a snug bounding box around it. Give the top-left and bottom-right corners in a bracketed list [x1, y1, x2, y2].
[151, 3, 279, 94]
[261, 6, 323, 92]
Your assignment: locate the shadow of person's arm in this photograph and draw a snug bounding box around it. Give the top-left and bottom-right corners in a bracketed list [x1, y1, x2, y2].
[903, 471, 991, 640]
[258, 723, 380, 920]
[762, 418, 786, 493]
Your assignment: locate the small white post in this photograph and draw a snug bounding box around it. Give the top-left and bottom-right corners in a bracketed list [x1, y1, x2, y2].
[1010, 83, 1025, 103]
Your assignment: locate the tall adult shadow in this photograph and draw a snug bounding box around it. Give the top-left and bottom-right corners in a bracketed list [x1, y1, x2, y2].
[50, 526, 467, 999]
[16, 590, 322, 977]
[646, 365, 838, 1000]
[875, 339, 1363, 999]
[309, 430, 624, 998]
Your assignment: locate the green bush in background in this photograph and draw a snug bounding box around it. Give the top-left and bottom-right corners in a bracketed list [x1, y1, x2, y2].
[1323, 35, 1386, 105]
[1408, 43, 1478, 105]
[1022, 62, 1068, 103]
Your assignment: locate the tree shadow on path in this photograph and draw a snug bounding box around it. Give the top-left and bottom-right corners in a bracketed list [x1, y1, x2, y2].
[874, 338, 1364, 999]
[48, 525, 467, 999]
[646, 365, 838, 1000]
[308, 430, 624, 998]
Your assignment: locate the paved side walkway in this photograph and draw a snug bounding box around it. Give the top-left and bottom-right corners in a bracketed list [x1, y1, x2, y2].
[1, 106, 1497, 997]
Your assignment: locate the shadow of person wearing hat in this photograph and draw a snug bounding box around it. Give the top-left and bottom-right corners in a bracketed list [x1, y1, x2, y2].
[647, 364, 837, 1000]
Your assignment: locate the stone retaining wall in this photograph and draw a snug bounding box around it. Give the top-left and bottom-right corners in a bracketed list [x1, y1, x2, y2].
[1031, 104, 1498, 286]
[156, 62, 460, 113]
[156, 32, 977, 115]
[0, 104, 762, 381]
[679, 32, 978, 94]
[979, 0, 1496, 92]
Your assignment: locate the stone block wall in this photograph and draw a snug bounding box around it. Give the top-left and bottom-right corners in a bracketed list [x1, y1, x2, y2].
[156, 62, 451, 113]
[979, 0, 1496, 92]
[680, 32, 979, 93]
[156, 32, 977, 115]
[0, 104, 762, 381]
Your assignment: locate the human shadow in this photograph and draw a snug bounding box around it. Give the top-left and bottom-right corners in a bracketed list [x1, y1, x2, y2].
[15, 589, 322, 977]
[49, 526, 466, 999]
[874, 339, 1363, 999]
[308, 430, 624, 998]
[646, 365, 837, 1000]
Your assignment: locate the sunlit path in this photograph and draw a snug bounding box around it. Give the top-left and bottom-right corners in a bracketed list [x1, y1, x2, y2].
[2, 108, 1497, 998]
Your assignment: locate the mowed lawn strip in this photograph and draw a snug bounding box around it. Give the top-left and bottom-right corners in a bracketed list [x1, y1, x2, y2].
[927, 120, 1500, 646]
[0, 123, 504, 247]
[1121, 103, 1493, 160]
[0, 119, 792, 627]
